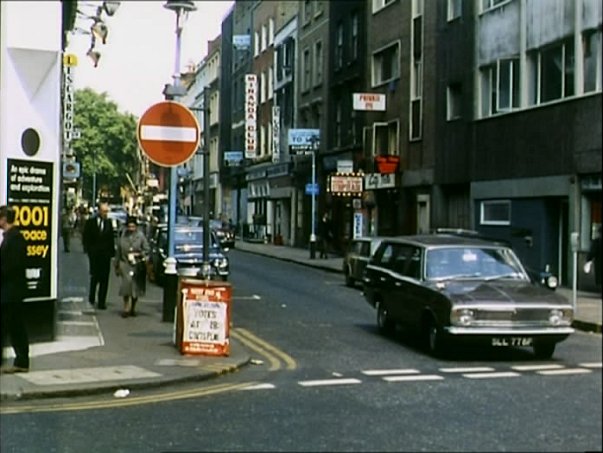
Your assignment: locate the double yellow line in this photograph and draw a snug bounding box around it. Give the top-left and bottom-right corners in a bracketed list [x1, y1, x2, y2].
[0, 381, 255, 414]
[232, 327, 297, 371]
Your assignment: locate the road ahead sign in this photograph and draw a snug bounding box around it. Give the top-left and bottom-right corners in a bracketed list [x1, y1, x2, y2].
[137, 101, 200, 167]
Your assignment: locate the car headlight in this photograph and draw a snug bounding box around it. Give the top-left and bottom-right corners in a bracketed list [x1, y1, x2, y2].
[451, 308, 474, 326]
[549, 309, 572, 326]
[545, 275, 558, 289]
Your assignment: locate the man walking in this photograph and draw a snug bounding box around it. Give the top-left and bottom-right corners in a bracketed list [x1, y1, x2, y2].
[0, 205, 30, 374]
[82, 202, 115, 309]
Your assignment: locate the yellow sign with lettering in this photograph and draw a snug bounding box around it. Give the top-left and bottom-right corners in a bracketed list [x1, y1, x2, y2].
[63, 53, 78, 67]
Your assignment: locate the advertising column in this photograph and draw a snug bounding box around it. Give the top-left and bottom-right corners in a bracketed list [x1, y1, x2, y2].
[0, 2, 62, 341]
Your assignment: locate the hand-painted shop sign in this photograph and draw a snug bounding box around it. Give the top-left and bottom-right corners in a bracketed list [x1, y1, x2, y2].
[7, 159, 54, 301]
[328, 173, 363, 196]
[245, 74, 258, 159]
[353, 93, 386, 111]
[364, 172, 396, 190]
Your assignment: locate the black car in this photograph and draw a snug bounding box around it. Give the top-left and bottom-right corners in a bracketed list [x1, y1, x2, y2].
[209, 219, 235, 250]
[362, 234, 574, 359]
[149, 225, 229, 284]
[342, 236, 387, 287]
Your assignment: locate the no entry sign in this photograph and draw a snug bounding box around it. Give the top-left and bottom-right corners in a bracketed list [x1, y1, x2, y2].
[137, 101, 200, 167]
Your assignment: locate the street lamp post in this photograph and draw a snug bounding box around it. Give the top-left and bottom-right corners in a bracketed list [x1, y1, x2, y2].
[163, 0, 196, 260]
[309, 135, 320, 259]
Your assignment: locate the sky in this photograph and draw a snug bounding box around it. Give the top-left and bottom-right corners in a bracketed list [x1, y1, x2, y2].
[66, 1, 234, 118]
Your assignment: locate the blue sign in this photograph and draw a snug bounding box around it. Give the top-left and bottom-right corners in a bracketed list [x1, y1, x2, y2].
[288, 129, 320, 147]
[224, 151, 243, 166]
[305, 183, 319, 195]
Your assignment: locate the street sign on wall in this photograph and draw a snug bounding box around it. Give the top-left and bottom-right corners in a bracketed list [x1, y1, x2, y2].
[137, 101, 200, 167]
[288, 129, 320, 154]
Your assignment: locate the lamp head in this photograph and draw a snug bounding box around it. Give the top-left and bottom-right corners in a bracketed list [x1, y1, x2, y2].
[87, 49, 101, 67]
[103, 1, 121, 16]
[91, 22, 108, 44]
[163, 0, 197, 13]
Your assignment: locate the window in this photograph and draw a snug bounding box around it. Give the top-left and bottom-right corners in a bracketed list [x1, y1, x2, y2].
[261, 25, 267, 52]
[480, 200, 511, 226]
[448, 0, 462, 21]
[480, 58, 519, 116]
[372, 0, 396, 14]
[481, 0, 508, 12]
[447, 83, 462, 120]
[260, 125, 266, 157]
[268, 18, 274, 46]
[254, 31, 259, 57]
[527, 38, 575, 106]
[373, 120, 399, 156]
[302, 48, 311, 92]
[303, 0, 312, 24]
[268, 67, 273, 100]
[314, 41, 323, 86]
[410, 99, 422, 140]
[371, 41, 400, 86]
[314, 1, 324, 17]
[260, 71, 266, 103]
[583, 30, 602, 93]
[335, 22, 344, 70]
[351, 12, 359, 61]
[334, 99, 342, 148]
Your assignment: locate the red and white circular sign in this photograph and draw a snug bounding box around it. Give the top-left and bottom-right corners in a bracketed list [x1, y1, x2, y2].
[137, 101, 200, 167]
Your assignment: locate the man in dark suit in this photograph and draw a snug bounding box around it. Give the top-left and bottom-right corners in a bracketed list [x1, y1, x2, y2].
[82, 202, 115, 309]
[0, 205, 30, 373]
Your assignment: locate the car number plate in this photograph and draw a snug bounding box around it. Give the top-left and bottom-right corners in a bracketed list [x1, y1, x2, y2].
[491, 337, 533, 347]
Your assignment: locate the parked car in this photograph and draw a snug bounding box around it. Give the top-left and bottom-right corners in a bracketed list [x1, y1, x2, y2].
[362, 234, 574, 359]
[148, 225, 229, 284]
[343, 236, 387, 287]
[209, 219, 235, 250]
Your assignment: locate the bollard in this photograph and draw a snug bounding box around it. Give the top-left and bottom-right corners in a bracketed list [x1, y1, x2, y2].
[162, 257, 178, 322]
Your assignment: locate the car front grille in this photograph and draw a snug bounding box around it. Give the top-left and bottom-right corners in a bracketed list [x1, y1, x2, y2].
[473, 309, 550, 326]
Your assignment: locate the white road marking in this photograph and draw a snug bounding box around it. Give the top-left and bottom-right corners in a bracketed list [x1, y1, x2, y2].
[537, 368, 592, 376]
[439, 367, 495, 373]
[511, 364, 565, 371]
[232, 295, 261, 300]
[578, 362, 602, 368]
[362, 369, 420, 376]
[298, 378, 362, 387]
[383, 375, 444, 382]
[140, 125, 197, 142]
[58, 321, 96, 326]
[240, 383, 276, 391]
[463, 372, 521, 379]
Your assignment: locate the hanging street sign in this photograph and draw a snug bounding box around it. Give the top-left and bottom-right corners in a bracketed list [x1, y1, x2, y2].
[137, 101, 200, 167]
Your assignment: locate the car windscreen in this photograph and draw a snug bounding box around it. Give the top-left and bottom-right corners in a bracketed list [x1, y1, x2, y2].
[425, 247, 528, 281]
[174, 230, 218, 248]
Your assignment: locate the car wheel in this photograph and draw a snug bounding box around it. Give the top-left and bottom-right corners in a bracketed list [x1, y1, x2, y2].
[425, 318, 446, 357]
[376, 301, 394, 335]
[533, 341, 556, 359]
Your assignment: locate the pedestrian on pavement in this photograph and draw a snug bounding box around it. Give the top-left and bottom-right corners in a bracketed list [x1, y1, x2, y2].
[82, 202, 115, 309]
[584, 225, 601, 289]
[318, 213, 333, 259]
[61, 207, 72, 252]
[0, 205, 30, 374]
[115, 216, 149, 318]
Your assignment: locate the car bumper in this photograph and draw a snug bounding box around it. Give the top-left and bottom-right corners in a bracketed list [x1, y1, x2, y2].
[445, 326, 574, 336]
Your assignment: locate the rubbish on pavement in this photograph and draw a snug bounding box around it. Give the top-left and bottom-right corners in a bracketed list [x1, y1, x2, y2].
[113, 389, 130, 398]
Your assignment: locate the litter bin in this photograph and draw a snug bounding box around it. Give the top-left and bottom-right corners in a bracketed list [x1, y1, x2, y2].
[174, 278, 232, 356]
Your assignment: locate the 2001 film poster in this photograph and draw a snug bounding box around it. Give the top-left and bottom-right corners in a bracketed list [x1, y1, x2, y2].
[6, 159, 54, 300]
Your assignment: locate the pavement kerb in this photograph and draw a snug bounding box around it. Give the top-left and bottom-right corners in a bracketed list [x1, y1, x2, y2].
[572, 320, 602, 335]
[1, 357, 250, 402]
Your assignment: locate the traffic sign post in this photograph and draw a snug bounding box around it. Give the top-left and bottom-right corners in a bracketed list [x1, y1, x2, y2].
[137, 101, 200, 167]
